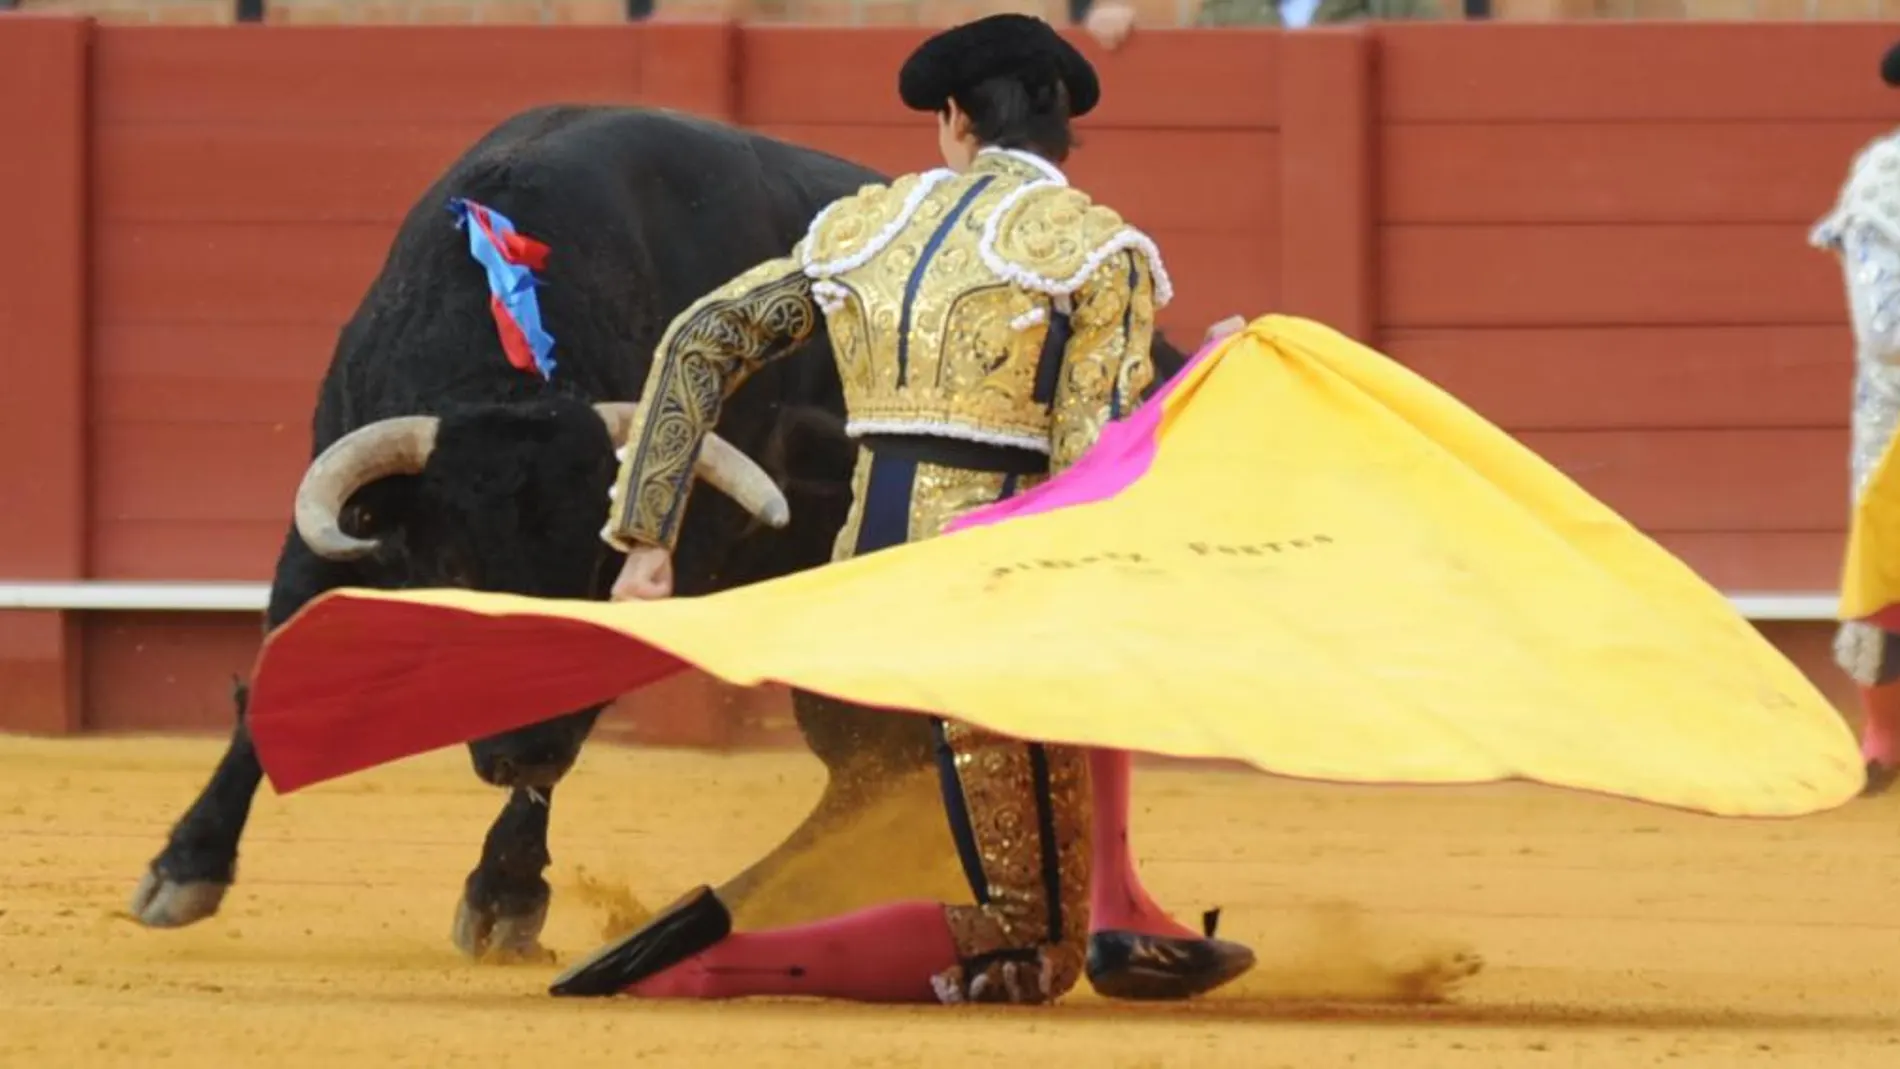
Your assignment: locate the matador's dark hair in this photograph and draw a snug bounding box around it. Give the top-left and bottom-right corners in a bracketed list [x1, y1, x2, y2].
[951, 76, 1077, 164]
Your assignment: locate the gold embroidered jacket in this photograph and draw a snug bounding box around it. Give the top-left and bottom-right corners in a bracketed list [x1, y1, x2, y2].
[602, 147, 1173, 554]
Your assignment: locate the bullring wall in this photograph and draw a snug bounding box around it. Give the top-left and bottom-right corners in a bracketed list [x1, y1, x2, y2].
[0, 16, 1888, 743]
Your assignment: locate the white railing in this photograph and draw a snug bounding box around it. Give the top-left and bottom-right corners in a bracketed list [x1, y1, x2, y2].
[0, 582, 268, 613]
[0, 580, 1842, 620]
[1724, 593, 1838, 622]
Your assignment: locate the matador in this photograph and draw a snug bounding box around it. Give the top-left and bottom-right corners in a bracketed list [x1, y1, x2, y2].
[557, 14, 1256, 1005]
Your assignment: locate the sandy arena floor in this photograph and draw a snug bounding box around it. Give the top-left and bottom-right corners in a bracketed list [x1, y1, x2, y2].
[3, 733, 1899, 1067]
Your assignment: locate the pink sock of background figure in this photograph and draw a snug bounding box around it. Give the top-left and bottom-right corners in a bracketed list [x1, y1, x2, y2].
[1860, 684, 1900, 767]
[1088, 749, 1200, 941]
[625, 900, 960, 1002]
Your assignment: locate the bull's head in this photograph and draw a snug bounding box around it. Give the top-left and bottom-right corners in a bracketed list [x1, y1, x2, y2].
[287, 397, 788, 790]
[294, 402, 785, 562]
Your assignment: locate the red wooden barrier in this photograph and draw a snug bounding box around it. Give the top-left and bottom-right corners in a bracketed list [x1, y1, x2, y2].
[0, 15, 90, 734]
[0, 17, 1893, 738]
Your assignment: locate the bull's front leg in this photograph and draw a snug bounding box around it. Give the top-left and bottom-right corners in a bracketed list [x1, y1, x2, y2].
[129, 679, 262, 927]
[130, 529, 358, 930]
[453, 785, 557, 962]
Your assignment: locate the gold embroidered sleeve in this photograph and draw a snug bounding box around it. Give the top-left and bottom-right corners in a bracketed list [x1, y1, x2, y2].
[1049, 249, 1158, 474]
[602, 254, 819, 554]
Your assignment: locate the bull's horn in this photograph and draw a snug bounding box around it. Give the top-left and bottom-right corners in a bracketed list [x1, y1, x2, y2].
[593, 403, 790, 530]
[698, 434, 792, 529]
[293, 415, 440, 561]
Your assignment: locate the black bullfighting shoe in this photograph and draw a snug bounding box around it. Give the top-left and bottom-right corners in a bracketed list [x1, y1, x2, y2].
[548, 885, 731, 997]
[1085, 908, 1257, 1002]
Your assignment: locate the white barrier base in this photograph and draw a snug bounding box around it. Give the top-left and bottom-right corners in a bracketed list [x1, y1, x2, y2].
[0, 582, 268, 613]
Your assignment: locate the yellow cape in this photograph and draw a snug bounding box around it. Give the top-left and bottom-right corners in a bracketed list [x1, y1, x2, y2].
[1843, 430, 1900, 621]
[266, 316, 1865, 817]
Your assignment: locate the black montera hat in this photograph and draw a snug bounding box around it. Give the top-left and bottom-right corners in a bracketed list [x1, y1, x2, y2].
[898, 14, 1100, 119]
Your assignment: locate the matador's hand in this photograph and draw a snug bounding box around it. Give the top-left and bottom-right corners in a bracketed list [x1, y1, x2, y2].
[1204, 315, 1246, 344]
[613, 546, 675, 601]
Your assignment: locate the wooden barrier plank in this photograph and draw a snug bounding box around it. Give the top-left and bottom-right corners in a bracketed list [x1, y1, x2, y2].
[94, 24, 735, 225]
[632, 21, 737, 119]
[97, 220, 388, 326]
[0, 611, 83, 736]
[1277, 28, 1374, 340]
[736, 26, 1280, 129]
[0, 15, 91, 735]
[1379, 22, 1899, 124]
[93, 26, 646, 125]
[1145, 228, 1281, 340]
[1381, 224, 1843, 328]
[1381, 122, 1881, 226]
[89, 521, 285, 583]
[1385, 325, 1850, 431]
[93, 323, 332, 425]
[1659, 532, 1842, 595]
[91, 322, 321, 586]
[752, 124, 1282, 235]
[0, 16, 91, 580]
[1518, 428, 1846, 533]
[83, 613, 263, 732]
[96, 423, 307, 525]
[96, 121, 486, 225]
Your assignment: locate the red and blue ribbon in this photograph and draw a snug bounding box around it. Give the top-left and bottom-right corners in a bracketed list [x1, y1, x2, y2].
[447, 198, 556, 381]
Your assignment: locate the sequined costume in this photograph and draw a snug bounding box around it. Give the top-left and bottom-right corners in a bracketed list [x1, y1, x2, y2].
[601, 146, 1165, 1002]
[602, 147, 1164, 556]
[1814, 133, 1900, 688]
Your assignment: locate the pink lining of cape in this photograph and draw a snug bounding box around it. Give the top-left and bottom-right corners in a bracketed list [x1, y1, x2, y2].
[945, 336, 1219, 534]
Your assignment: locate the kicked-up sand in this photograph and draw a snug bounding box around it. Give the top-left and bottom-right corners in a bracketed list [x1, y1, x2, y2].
[2, 734, 1898, 1067]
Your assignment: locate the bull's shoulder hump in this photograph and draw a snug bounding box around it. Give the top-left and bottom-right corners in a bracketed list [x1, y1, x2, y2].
[983, 184, 1173, 306]
[798, 169, 956, 278]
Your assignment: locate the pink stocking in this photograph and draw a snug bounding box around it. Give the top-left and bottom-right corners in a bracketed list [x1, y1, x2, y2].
[1860, 683, 1900, 769]
[1087, 748, 1200, 940]
[626, 900, 960, 1002]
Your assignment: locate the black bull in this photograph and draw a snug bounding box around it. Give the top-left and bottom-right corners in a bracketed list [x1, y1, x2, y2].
[129, 105, 1192, 958]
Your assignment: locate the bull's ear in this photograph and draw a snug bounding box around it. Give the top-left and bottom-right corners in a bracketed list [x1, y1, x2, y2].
[339, 474, 419, 539]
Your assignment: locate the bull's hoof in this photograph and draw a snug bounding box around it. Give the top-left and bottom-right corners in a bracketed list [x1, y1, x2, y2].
[452, 888, 555, 964]
[128, 866, 230, 928]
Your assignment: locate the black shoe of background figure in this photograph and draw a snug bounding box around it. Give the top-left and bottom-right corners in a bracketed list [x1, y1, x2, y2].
[1865, 760, 1899, 798]
[549, 885, 732, 997]
[1085, 907, 1257, 1001]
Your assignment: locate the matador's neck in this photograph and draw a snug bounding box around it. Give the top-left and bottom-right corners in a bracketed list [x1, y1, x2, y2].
[969, 146, 1069, 186]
